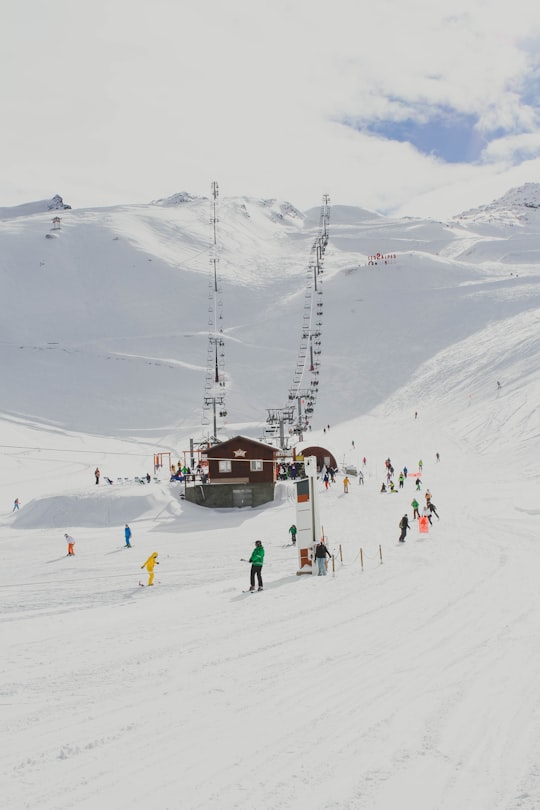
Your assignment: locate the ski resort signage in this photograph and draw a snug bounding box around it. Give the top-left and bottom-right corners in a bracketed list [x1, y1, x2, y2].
[295, 456, 321, 575]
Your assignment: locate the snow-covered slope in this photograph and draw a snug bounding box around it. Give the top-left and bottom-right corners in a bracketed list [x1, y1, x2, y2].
[1, 184, 540, 810]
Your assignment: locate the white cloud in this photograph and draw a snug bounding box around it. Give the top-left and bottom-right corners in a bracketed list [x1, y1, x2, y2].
[1, 0, 540, 217]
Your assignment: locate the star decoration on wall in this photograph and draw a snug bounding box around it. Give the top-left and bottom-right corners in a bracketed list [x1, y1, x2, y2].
[233, 448, 247, 457]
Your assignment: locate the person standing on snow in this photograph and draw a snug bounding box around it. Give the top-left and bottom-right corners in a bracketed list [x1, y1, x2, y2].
[422, 504, 432, 525]
[418, 459, 423, 472]
[398, 472, 404, 489]
[343, 476, 350, 493]
[124, 524, 132, 548]
[248, 540, 264, 591]
[13, 498, 20, 511]
[140, 552, 159, 586]
[95, 467, 100, 485]
[65, 533, 75, 556]
[289, 524, 297, 545]
[358, 470, 364, 485]
[314, 538, 332, 575]
[398, 514, 410, 542]
[411, 498, 421, 519]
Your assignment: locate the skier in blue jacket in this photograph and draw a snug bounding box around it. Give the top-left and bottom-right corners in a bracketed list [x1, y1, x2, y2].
[124, 524, 132, 548]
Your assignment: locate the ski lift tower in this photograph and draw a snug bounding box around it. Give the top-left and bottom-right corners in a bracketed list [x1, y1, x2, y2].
[265, 195, 330, 442]
[202, 181, 227, 443]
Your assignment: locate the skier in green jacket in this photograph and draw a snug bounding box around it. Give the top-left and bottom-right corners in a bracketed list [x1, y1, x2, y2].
[248, 540, 265, 591]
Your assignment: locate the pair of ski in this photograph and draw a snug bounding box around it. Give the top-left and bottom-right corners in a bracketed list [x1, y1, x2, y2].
[242, 588, 263, 593]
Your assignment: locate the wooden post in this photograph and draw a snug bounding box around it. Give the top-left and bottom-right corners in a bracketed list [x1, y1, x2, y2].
[379, 544, 383, 564]
[360, 547, 364, 571]
[331, 554, 335, 576]
[339, 544, 343, 562]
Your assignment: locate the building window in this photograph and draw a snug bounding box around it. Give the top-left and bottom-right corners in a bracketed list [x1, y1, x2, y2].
[218, 460, 232, 473]
[250, 459, 263, 472]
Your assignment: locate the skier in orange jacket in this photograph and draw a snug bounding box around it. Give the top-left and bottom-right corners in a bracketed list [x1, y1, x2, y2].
[140, 552, 159, 586]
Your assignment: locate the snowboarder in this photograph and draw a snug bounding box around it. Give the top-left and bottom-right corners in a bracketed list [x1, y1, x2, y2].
[398, 514, 410, 542]
[95, 467, 100, 485]
[248, 540, 264, 591]
[343, 476, 350, 493]
[411, 498, 421, 519]
[140, 552, 159, 586]
[13, 498, 20, 511]
[289, 524, 297, 545]
[124, 524, 132, 548]
[65, 533, 75, 556]
[314, 538, 332, 575]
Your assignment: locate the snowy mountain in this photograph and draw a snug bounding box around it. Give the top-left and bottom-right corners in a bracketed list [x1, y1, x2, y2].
[1, 185, 538, 441]
[0, 193, 71, 220]
[2, 184, 540, 810]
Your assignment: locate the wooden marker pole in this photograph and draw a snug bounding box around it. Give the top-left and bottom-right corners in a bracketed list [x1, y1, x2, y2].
[339, 544, 343, 563]
[379, 544, 383, 564]
[360, 548, 364, 571]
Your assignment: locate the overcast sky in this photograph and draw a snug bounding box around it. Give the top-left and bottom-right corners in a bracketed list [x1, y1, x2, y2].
[2, 0, 540, 218]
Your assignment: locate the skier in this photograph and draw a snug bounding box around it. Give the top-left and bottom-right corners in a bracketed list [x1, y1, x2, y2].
[314, 538, 332, 575]
[13, 498, 20, 511]
[140, 552, 159, 586]
[418, 459, 423, 472]
[248, 540, 264, 591]
[95, 467, 100, 485]
[403, 466, 408, 478]
[289, 524, 297, 545]
[343, 476, 350, 493]
[358, 470, 364, 485]
[124, 524, 132, 548]
[398, 514, 410, 542]
[425, 489, 432, 504]
[422, 504, 432, 525]
[398, 472, 404, 489]
[415, 477, 422, 491]
[411, 498, 421, 519]
[65, 533, 75, 556]
[428, 501, 440, 520]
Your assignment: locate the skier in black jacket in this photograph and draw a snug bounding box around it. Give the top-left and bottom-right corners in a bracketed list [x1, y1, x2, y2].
[314, 539, 332, 575]
[398, 514, 410, 543]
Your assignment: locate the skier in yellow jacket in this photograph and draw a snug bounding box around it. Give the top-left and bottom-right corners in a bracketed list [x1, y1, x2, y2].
[140, 552, 159, 586]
